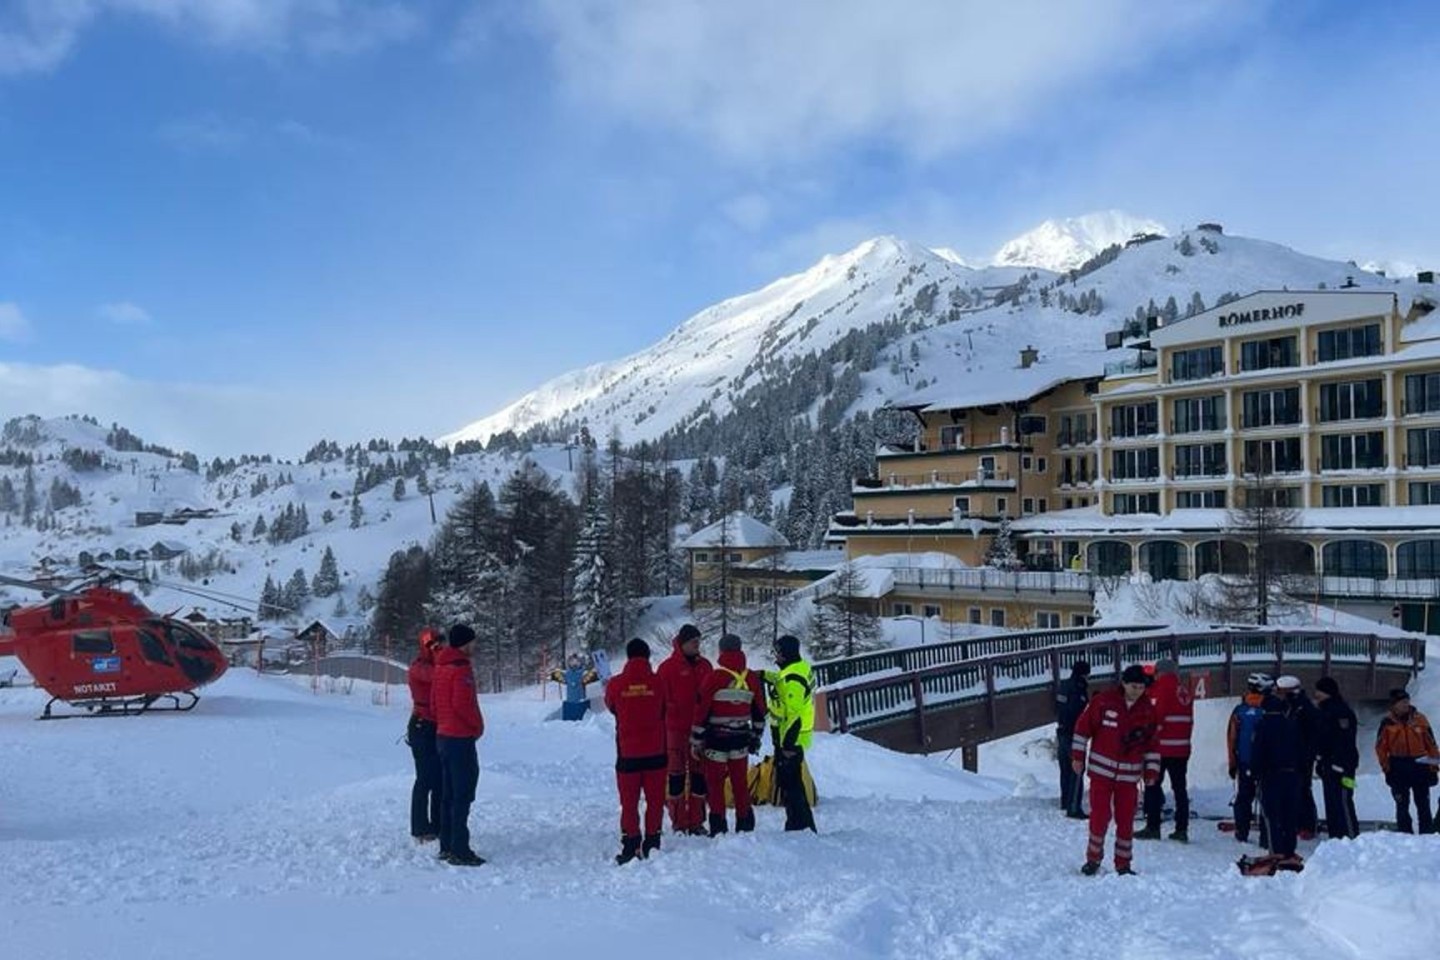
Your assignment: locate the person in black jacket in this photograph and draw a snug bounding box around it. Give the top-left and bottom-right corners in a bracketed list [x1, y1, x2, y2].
[1055, 660, 1090, 818]
[1251, 690, 1305, 860]
[1276, 675, 1321, 838]
[1312, 676, 1360, 839]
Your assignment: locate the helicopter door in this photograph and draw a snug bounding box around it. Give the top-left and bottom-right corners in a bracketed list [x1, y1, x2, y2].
[71, 630, 115, 656]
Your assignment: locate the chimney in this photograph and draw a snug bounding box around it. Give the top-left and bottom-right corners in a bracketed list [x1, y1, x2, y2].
[1019, 345, 1039, 369]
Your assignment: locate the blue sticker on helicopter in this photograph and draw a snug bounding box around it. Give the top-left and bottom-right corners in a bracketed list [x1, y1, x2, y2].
[91, 656, 122, 674]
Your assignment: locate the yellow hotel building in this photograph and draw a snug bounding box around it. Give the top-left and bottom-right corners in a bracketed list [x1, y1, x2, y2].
[833, 288, 1440, 632]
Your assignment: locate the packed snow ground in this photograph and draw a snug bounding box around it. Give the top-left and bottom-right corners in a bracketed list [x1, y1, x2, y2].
[1, 667, 1436, 960]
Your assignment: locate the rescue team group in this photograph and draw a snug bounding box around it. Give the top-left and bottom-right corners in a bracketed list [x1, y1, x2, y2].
[1056, 659, 1439, 876]
[403, 622, 817, 866]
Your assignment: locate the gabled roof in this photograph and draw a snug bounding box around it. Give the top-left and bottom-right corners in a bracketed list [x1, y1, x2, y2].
[680, 511, 789, 549]
[888, 354, 1104, 414]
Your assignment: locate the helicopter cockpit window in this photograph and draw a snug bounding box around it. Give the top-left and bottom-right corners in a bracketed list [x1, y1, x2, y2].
[72, 630, 115, 655]
[138, 629, 174, 666]
[163, 620, 217, 653]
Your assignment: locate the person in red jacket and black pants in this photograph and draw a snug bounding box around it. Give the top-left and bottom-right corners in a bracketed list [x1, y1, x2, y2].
[604, 638, 667, 864]
[432, 623, 486, 866]
[407, 627, 445, 843]
[657, 623, 712, 834]
[1138, 658, 1193, 842]
[1072, 664, 1159, 876]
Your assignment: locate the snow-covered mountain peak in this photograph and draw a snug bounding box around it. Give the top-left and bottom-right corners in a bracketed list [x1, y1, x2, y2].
[993, 211, 1168, 272]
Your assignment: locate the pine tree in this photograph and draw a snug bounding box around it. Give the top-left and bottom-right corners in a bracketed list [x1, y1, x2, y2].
[312, 546, 341, 598]
[258, 575, 283, 620]
[21, 465, 36, 526]
[393, 476, 406, 500]
[283, 567, 310, 614]
[349, 494, 364, 528]
[984, 517, 1021, 570]
[0, 475, 15, 513]
[807, 563, 883, 660]
[252, 514, 267, 539]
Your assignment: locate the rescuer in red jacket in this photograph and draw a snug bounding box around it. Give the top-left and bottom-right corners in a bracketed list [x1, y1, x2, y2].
[1071, 664, 1159, 876]
[406, 627, 445, 843]
[692, 634, 766, 836]
[432, 623, 486, 866]
[1137, 658, 1194, 842]
[656, 623, 712, 834]
[604, 638, 668, 864]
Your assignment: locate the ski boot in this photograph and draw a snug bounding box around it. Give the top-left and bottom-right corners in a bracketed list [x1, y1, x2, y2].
[735, 811, 755, 833]
[615, 835, 642, 865]
[1133, 825, 1162, 841]
[1168, 828, 1189, 843]
[1115, 864, 1138, 876]
[449, 850, 487, 867]
[1080, 860, 1101, 876]
[641, 833, 661, 858]
[708, 814, 729, 837]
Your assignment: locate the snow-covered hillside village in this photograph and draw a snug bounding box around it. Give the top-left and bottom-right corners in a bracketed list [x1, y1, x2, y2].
[2, 211, 1438, 958]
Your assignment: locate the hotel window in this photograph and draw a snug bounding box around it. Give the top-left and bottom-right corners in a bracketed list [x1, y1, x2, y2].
[1171, 344, 1224, 382]
[892, 602, 914, 616]
[989, 609, 1006, 627]
[1404, 372, 1440, 416]
[1407, 427, 1440, 468]
[923, 604, 941, 618]
[1243, 436, 1302, 474]
[1409, 481, 1440, 504]
[1110, 402, 1159, 438]
[1239, 335, 1299, 372]
[1022, 456, 1033, 471]
[1241, 387, 1301, 428]
[1038, 498, 1048, 513]
[1112, 492, 1160, 514]
[1036, 612, 1061, 629]
[1037, 457, 1047, 473]
[1071, 614, 1097, 627]
[1174, 442, 1227, 478]
[1318, 379, 1384, 422]
[1320, 432, 1385, 470]
[940, 424, 965, 449]
[996, 497, 1008, 516]
[695, 552, 710, 564]
[1022, 498, 1035, 515]
[1316, 323, 1381, 363]
[1175, 489, 1227, 508]
[1110, 447, 1160, 480]
[1322, 484, 1386, 507]
[1244, 485, 1299, 508]
[969, 607, 983, 624]
[1172, 395, 1226, 433]
[741, 586, 756, 603]
[954, 496, 971, 516]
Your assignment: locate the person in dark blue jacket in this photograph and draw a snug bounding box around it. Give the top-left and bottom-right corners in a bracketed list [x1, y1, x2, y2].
[1250, 685, 1306, 861]
[1312, 676, 1360, 839]
[1055, 660, 1090, 818]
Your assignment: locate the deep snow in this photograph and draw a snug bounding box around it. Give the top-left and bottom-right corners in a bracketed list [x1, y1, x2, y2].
[1, 662, 1436, 960]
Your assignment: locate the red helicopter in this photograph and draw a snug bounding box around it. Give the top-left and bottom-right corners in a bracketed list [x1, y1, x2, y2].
[0, 572, 228, 719]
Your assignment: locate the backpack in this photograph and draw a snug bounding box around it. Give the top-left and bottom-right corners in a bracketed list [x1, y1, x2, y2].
[1237, 853, 1304, 876]
[1233, 702, 1265, 767]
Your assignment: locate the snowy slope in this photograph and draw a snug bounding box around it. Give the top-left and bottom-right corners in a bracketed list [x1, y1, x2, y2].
[0, 668, 1433, 960]
[442, 216, 1418, 449]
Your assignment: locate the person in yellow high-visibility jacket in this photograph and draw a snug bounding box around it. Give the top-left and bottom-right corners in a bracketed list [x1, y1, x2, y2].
[764, 634, 816, 832]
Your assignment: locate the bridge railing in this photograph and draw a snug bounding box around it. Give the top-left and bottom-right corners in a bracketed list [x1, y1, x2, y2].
[812, 624, 1163, 688]
[824, 630, 1426, 734]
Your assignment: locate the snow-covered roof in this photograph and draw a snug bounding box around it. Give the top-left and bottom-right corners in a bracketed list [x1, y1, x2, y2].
[1011, 505, 1440, 535]
[737, 549, 845, 573]
[680, 512, 789, 549]
[789, 551, 971, 601]
[890, 354, 1105, 413]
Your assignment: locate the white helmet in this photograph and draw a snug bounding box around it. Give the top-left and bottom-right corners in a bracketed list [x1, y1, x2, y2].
[1246, 672, 1274, 694]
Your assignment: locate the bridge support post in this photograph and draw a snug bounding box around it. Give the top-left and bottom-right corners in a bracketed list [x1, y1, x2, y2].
[961, 743, 979, 772]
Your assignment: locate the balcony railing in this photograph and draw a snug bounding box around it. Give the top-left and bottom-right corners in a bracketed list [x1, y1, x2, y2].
[859, 469, 1015, 490]
[1169, 418, 1227, 434]
[1171, 463, 1228, 478]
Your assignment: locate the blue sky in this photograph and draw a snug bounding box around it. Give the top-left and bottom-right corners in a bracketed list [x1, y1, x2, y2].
[0, 0, 1436, 457]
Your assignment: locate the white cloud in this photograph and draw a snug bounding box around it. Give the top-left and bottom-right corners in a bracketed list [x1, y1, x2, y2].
[0, 0, 421, 75]
[523, 0, 1248, 164]
[0, 302, 33, 340]
[98, 301, 152, 325]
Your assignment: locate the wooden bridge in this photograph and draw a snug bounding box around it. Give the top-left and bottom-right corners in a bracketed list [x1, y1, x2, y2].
[815, 626, 1427, 771]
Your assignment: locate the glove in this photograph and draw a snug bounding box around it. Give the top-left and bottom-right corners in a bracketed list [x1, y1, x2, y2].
[1340, 776, 1356, 790]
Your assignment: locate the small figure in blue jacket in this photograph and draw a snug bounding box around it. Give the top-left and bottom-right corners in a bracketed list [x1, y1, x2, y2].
[551, 653, 599, 721]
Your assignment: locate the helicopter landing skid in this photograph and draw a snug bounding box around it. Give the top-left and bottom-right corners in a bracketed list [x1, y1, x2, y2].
[40, 691, 201, 720]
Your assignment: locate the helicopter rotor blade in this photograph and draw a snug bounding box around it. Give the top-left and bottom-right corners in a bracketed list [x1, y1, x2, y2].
[0, 573, 81, 599]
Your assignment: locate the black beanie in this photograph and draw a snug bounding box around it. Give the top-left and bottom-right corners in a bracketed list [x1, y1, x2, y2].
[625, 638, 650, 660]
[448, 623, 476, 648]
[774, 634, 801, 662]
[677, 623, 701, 642]
[1121, 664, 1146, 684]
[1314, 676, 1340, 698]
[1071, 659, 1091, 677]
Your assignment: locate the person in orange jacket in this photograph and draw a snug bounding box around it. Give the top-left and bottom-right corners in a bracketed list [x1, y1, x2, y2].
[1375, 688, 1439, 834]
[1071, 664, 1159, 875]
[604, 639, 668, 864]
[656, 623, 712, 834]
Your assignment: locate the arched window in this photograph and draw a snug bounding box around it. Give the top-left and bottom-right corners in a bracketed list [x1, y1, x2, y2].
[1397, 540, 1440, 579]
[1087, 541, 1133, 577]
[1194, 540, 1251, 576]
[1322, 540, 1389, 579]
[1139, 541, 1189, 581]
